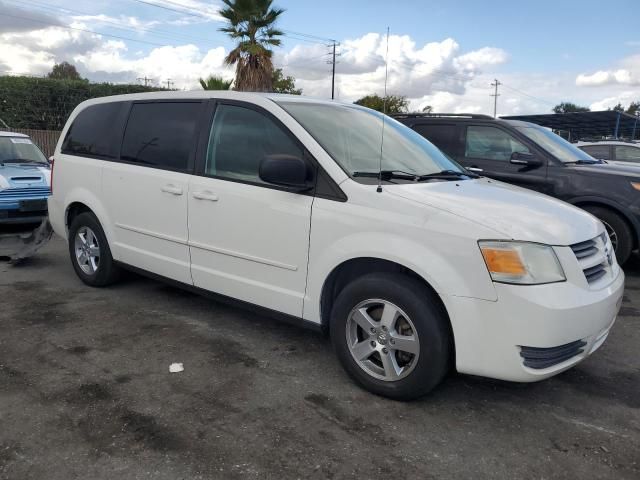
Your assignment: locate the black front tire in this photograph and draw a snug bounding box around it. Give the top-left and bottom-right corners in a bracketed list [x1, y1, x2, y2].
[68, 212, 120, 287]
[584, 206, 633, 265]
[330, 272, 452, 400]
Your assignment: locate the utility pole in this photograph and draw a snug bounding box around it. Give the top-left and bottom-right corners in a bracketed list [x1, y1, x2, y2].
[137, 76, 152, 87]
[490, 79, 501, 118]
[326, 41, 340, 100]
[165, 79, 174, 89]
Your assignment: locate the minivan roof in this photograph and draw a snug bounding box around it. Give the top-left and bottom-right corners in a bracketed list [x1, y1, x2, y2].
[75, 90, 345, 108]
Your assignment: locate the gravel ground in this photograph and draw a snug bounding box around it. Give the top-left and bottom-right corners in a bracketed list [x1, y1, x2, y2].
[1, 236, 638, 480]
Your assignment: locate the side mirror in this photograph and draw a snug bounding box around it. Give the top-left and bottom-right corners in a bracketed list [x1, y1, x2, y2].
[510, 151, 543, 167]
[259, 154, 314, 191]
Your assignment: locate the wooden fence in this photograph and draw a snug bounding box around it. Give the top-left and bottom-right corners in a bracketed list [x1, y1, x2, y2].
[0, 128, 61, 158]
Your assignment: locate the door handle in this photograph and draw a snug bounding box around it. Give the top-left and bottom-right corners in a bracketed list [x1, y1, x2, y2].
[192, 191, 219, 202]
[161, 184, 183, 195]
[468, 166, 483, 172]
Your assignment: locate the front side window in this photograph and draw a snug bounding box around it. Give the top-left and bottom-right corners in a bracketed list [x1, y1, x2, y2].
[581, 145, 610, 160]
[121, 102, 201, 172]
[465, 125, 530, 161]
[206, 104, 303, 184]
[61, 103, 123, 159]
[278, 102, 461, 177]
[615, 145, 640, 162]
[0, 137, 47, 164]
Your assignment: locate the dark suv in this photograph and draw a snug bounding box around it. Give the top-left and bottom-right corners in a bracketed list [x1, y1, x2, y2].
[394, 113, 640, 264]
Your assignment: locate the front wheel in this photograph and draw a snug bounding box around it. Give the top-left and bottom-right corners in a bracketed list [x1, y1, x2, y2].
[68, 212, 120, 287]
[330, 273, 451, 400]
[584, 206, 633, 265]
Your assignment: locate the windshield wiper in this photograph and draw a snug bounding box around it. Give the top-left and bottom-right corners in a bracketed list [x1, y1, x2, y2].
[353, 170, 421, 181]
[0, 159, 47, 166]
[565, 159, 601, 165]
[417, 169, 478, 180]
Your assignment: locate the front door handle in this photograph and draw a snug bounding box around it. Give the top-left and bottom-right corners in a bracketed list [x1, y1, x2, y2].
[161, 184, 183, 195]
[468, 166, 483, 172]
[192, 191, 219, 202]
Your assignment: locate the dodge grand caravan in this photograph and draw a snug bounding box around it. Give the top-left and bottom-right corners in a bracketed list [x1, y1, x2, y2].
[49, 92, 624, 399]
[394, 113, 640, 265]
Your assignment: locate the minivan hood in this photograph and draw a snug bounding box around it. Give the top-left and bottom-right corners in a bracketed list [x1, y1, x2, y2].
[388, 178, 601, 245]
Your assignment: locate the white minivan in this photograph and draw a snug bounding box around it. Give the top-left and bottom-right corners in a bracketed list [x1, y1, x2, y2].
[48, 92, 624, 399]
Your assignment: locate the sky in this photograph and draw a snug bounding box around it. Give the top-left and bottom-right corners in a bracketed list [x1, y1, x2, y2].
[0, 0, 639, 116]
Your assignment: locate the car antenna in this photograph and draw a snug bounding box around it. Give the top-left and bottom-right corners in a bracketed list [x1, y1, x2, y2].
[377, 27, 390, 193]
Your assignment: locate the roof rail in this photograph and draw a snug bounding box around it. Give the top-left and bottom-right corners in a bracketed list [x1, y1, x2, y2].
[391, 113, 494, 119]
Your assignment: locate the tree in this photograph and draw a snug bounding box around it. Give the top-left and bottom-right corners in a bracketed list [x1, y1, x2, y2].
[626, 102, 640, 116]
[612, 103, 624, 112]
[199, 75, 233, 90]
[218, 0, 284, 92]
[421, 105, 433, 113]
[354, 94, 409, 114]
[47, 61, 82, 81]
[552, 102, 590, 114]
[271, 68, 301, 94]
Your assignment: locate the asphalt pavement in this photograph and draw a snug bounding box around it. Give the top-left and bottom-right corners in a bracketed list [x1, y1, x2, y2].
[1, 236, 638, 479]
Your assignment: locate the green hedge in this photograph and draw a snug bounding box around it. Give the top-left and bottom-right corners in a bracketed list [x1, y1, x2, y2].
[0, 76, 168, 131]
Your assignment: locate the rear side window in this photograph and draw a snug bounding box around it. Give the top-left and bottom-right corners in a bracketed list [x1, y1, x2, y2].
[581, 145, 610, 160]
[205, 104, 303, 184]
[465, 125, 530, 161]
[61, 103, 123, 159]
[121, 102, 201, 172]
[615, 145, 640, 162]
[413, 124, 457, 156]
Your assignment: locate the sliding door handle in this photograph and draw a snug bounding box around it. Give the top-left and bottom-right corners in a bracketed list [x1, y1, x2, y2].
[192, 191, 219, 202]
[467, 167, 483, 173]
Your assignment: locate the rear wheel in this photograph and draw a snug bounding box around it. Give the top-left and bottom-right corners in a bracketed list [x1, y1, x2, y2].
[584, 206, 633, 265]
[68, 212, 120, 286]
[330, 273, 451, 400]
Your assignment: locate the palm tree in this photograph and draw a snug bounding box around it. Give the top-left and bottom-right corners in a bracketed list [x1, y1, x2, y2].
[218, 0, 285, 92]
[199, 75, 233, 90]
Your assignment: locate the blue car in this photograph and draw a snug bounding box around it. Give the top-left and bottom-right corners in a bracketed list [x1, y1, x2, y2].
[0, 132, 52, 260]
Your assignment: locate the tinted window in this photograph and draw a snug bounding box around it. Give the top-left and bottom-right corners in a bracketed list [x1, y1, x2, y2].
[581, 145, 610, 159]
[206, 104, 303, 184]
[413, 124, 457, 156]
[615, 145, 640, 162]
[465, 125, 530, 161]
[121, 102, 200, 171]
[61, 103, 123, 158]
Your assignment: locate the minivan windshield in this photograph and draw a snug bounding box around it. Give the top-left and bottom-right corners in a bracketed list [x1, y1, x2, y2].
[0, 137, 47, 165]
[514, 125, 596, 163]
[278, 101, 466, 179]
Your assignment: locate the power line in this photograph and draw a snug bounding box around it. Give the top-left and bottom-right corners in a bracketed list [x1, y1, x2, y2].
[500, 83, 556, 107]
[0, 12, 172, 47]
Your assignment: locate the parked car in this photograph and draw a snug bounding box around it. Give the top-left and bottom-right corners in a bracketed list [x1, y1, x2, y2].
[49, 93, 624, 399]
[576, 140, 640, 165]
[0, 131, 52, 260]
[394, 113, 640, 265]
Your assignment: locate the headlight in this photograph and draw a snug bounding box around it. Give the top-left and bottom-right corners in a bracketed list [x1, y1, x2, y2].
[479, 241, 565, 285]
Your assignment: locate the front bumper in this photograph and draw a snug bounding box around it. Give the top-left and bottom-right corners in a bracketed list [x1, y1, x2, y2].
[444, 267, 624, 382]
[0, 218, 53, 260]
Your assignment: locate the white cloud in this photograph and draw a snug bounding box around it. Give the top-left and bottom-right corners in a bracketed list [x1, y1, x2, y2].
[576, 54, 640, 86]
[589, 91, 639, 111]
[278, 34, 509, 103]
[71, 14, 161, 30]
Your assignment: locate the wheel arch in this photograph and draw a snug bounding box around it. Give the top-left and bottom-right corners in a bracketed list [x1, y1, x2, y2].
[318, 257, 455, 362]
[569, 196, 639, 249]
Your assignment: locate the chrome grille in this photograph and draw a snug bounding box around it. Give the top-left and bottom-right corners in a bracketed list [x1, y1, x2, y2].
[570, 233, 614, 286]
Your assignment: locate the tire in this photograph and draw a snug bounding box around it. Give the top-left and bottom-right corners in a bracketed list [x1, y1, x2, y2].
[330, 272, 451, 400]
[584, 206, 633, 265]
[68, 212, 120, 287]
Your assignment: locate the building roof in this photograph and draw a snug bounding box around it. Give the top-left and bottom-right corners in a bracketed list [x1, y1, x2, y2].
[501, 110, 640, 141]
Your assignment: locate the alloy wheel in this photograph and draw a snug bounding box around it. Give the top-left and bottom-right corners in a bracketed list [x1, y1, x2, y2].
[74, 226, 101, 275]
